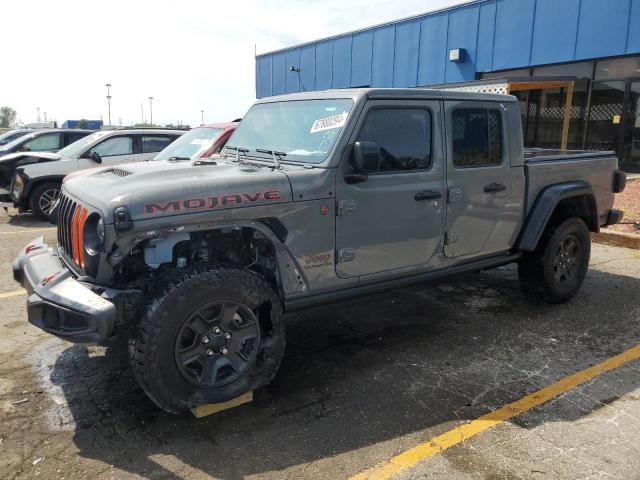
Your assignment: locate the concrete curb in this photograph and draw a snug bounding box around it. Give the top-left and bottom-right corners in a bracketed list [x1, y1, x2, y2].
[591, 228, 640, 249]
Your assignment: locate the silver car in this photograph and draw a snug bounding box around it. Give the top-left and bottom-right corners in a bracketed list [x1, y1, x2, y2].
[11, 128, 184, 219]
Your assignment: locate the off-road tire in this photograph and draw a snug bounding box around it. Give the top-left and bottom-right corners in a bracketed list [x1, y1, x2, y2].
[518, 217, 591, 303]
[130, 265, 285, 413]
[30, 182, 61, 221]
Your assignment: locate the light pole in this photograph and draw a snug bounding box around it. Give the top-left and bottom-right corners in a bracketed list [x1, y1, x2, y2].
[148, 97, 154, 126]
[37, 107, 40, 122]
[44, 112, 48, 123]
[105, 83, 112, 126]
[140, 104, 144, 125]
[200, 110, 204, 125]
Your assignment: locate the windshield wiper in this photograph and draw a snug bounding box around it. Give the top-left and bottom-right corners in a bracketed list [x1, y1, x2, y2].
[256, 149, 286, 170]
[168, 156, 191, 162]
[192, 158, 218, 166]
[225, 145, 249, 165]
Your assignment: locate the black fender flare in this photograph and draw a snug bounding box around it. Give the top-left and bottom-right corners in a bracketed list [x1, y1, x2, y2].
[22, 175, 66, 204]
[517, 181, 597, 252]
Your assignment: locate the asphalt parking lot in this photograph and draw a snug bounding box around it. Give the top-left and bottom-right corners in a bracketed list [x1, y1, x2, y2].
[1, 210, 639, 480]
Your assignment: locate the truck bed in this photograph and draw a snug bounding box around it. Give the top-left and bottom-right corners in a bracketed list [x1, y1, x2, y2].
[524, 149, 618, 227]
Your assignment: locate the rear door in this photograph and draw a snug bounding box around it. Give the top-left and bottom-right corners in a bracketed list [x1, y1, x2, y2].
[443, 102, 518, 258]
[335, 100, 445, 278]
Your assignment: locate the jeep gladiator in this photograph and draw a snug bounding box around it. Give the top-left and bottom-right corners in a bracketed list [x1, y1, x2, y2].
[13, 89, 626, 413]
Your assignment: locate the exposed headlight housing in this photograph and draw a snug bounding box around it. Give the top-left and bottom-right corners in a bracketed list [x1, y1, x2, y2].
[83, 213, 106, 255]
[11, 174, 24, 201]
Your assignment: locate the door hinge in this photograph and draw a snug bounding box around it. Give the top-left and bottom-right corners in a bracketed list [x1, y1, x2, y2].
[336, 247, 356, 263]
[337, 199, 357, 216]
[444, 231, 459, 245]
[448, 189, 463, 204]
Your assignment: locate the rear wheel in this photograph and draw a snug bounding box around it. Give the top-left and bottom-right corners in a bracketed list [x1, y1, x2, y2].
[518, 217, 591, 303]
[30, 182, 61, 221]
[130, 265, 285, 413]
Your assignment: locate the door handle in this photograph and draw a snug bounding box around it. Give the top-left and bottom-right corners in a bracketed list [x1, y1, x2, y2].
[415, 190, 442, 201]
[483, 183, 506, 193]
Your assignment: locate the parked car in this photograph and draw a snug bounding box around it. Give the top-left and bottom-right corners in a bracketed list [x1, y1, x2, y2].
[0, 129, 93, 201]
[0, 129, 30, 146]
[152, 122, 238, 162]
[10, 128, 184, 219]
[13, 88, 625, 413]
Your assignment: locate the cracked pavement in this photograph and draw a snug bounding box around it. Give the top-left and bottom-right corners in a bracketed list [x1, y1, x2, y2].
[0, 210, 639, 479]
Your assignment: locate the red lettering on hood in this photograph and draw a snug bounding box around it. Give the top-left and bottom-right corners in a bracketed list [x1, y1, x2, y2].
[144, 189, 283, 215]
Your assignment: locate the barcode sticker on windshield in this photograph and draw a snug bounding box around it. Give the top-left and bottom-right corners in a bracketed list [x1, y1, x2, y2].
[309, 111, 348, 134]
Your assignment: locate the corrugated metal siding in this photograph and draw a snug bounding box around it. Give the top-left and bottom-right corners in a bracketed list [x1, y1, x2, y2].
[255, 0, 640, 98]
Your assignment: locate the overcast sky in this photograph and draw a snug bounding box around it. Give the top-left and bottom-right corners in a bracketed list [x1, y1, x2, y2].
[1, 0, 466, 127]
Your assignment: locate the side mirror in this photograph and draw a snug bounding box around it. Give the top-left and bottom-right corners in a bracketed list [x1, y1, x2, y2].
[89, 151, 102, 163]
[345, 141, 379, 184]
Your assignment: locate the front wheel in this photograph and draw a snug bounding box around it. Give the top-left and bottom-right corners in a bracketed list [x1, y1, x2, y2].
[518, 217, 591, 303]
[130, 266, 285, 413]
[30, 182, 61, 221]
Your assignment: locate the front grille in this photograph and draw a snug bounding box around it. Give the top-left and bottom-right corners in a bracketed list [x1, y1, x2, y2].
[57, 193, 89, 269]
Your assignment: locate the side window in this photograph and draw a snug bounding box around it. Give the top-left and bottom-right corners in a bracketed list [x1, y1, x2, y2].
[90, 136, 134, 157]
[142, 135, 176, 153]
[65, 132, 90, 146]
[23, 133, 61, 151]
[451, 108, 503, 167]
[356, 108, 432, 173]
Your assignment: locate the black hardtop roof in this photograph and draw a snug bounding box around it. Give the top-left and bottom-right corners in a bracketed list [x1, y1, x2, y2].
[255, 87, 516, 104]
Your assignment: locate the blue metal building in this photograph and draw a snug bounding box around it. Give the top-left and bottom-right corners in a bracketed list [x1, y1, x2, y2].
[255, 0, 640, 169]
[61, 119, 103, 130]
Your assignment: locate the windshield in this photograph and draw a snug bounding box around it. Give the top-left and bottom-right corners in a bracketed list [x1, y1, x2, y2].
[153, 127, 223, 161]
[57, 131, 109, 158]
[0, 130, 28, 145]
[1, 132, 38, 151]
[226, 99, 354, 164]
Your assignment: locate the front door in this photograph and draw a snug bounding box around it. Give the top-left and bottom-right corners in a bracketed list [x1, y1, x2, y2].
[335, 100, 445, 278]
[443, 101, 516, 258]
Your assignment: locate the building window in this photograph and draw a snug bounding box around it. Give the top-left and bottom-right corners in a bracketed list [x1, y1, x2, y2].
[595, 56, 640, 80]
[532, 61, 594, 79]
[451, 108, 502, 167]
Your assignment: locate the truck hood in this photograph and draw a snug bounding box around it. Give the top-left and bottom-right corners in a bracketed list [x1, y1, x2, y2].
[0, 151, 62, 163]
[63, 159, 294, 222]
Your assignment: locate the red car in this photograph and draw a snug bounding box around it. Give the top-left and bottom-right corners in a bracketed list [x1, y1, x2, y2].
[152, 122, 239, 162]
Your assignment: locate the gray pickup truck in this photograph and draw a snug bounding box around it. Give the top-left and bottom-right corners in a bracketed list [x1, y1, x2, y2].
[13, 88, 626, 413]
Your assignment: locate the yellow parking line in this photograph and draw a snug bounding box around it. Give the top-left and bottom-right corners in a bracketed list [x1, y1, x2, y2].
[0, 227, 56, 236]
[0, 289, 25, 299]
[351, 343, 640, 480]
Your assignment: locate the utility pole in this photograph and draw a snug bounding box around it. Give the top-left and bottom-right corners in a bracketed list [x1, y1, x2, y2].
[105, 83, 112, 126]
[140, 104, 144, 125]
[200, 110, 204, 125]
[149, 97, 154, 126]
[37, 107, 40, 122]
[44, 112, 48, 123]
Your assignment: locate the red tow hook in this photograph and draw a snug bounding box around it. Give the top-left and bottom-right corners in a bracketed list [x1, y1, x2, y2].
[42, 273, 59, 286]
[25, 244, 41, 254]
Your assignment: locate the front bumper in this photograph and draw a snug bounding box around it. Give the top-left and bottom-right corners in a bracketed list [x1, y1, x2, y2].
[13, 236, 120, 344]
